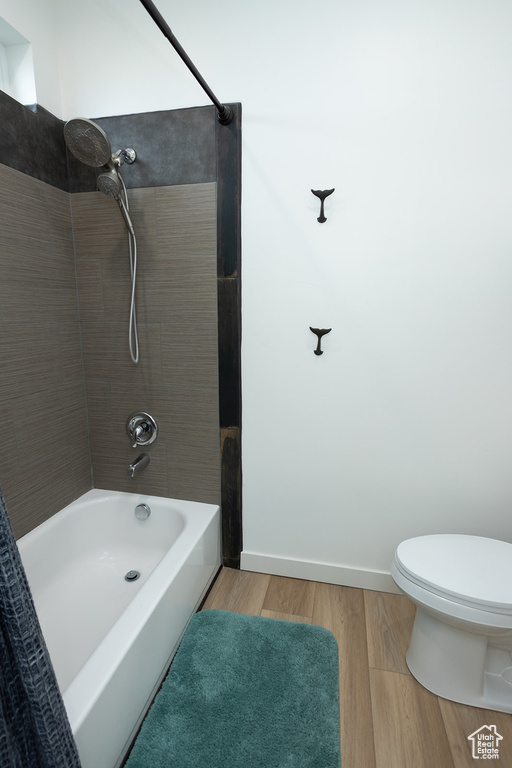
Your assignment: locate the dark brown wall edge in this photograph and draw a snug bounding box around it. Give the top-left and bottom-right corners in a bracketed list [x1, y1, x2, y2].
[220, 428, 242, 568]
[216, 103, 242, 567]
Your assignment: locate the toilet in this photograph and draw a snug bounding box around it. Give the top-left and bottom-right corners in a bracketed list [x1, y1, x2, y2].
[391, 534, 512, 713]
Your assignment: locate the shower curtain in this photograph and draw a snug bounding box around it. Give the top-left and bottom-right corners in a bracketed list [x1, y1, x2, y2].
[0, 485, 81, 768]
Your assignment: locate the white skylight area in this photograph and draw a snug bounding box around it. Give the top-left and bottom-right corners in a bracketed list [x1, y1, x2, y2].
[0, 17, 36, 105]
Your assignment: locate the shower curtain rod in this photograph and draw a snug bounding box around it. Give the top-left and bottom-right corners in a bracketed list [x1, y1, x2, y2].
[138, 0, 233, 125]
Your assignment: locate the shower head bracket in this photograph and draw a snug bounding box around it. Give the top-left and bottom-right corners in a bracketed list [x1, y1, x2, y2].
[112, 148, 137, 166]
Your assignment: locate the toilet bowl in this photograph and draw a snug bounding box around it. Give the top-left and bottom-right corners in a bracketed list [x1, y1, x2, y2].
[391, 534, 512, 713]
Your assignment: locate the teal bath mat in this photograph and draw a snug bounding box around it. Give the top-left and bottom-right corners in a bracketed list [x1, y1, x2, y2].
[125, 609, 341, 768]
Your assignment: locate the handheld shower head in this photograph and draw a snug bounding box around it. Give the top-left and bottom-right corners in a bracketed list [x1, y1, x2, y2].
[97, 168, 135, 236]
[63, 117, 112, 168]
[97, 168, 122, 199]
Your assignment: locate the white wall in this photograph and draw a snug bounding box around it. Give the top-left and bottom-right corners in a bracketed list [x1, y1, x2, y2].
[3, 0, 512, 589]
[239, 0, 512, 589]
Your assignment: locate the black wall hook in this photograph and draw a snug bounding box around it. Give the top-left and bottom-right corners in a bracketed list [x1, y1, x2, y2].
[310, 327, 332, 355]
[311, 188, 335, 223]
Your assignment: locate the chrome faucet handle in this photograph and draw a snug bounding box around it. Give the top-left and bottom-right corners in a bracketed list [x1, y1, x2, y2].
[132, 424, 142, 448]
[131, 422, 149, 448]
[126, 412, 158, 448]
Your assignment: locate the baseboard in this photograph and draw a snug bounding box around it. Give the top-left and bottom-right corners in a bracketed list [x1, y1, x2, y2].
[240, 551, 401, 594]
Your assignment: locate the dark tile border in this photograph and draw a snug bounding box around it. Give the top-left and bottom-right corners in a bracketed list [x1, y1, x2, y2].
[66, 105, 217, 193]
[216, 103, 242, 567]
[0, 92, 68, 191]
[220, 428, 242, 569]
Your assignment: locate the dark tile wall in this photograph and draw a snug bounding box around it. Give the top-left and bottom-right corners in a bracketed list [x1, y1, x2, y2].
[0, 91, 68, 191]
[66, 106, 217, 193]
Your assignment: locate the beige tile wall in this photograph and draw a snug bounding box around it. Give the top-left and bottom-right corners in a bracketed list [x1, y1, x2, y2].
[0, 163, 91, 538]
[0, 163, 220, 537]
[72, 182, 221, 503]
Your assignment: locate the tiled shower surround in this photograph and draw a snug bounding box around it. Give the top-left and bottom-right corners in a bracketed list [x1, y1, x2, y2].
[73, 183, 220, 501]
[0, 92, 241, 550]
[0, 162, 91, 535]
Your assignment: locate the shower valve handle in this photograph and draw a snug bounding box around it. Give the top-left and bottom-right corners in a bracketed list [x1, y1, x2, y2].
[126, 412, 158, 448]
[132, 423, 148, 448]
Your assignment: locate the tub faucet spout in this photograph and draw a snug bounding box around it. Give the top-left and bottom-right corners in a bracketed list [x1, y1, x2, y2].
[128, 453, 150, 477]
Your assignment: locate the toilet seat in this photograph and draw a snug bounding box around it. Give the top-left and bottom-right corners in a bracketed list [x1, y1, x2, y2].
[394, 534, 512, 616]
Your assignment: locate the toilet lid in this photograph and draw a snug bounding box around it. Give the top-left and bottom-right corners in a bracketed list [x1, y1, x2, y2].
[395, 534, 512, 614]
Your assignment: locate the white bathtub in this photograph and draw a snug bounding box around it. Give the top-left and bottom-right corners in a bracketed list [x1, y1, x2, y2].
[17, 488, 221, 768]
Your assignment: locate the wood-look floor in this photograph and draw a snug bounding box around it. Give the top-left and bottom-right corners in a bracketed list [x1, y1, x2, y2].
[202, 568, 512, 767]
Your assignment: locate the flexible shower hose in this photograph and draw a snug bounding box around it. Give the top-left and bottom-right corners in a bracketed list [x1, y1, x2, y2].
[120, 174, 139, 364]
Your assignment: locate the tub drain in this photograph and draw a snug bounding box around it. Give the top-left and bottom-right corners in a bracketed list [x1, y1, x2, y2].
[125, 570, 140, 582]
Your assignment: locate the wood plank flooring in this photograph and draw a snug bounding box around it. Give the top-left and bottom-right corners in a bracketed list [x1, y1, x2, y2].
[202, 568, 512, 767]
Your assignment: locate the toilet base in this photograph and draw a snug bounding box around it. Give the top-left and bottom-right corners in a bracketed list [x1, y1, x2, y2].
[407, 608, 512, 713]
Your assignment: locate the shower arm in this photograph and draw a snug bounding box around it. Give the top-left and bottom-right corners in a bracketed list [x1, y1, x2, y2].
[138, 0, 233, 126]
